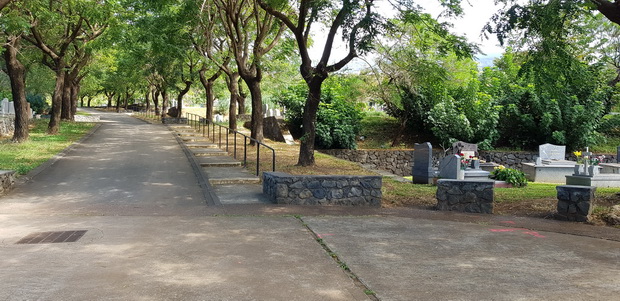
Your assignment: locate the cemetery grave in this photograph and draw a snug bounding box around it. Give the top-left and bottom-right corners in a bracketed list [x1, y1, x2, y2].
[522, 143, 577, 183]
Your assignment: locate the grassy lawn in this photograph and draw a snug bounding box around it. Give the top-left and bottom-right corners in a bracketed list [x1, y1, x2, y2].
[0, 119, 96, 175]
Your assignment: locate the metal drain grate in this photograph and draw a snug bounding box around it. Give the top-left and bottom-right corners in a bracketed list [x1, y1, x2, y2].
[16, 230, 87, 244]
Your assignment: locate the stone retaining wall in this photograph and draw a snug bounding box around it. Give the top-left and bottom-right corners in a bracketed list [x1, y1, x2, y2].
[322, 149, 618, 175]
[74, 115, 101, 122]
[321, 149, 441, 176]
[556, 185, 596, 222]
[262, 172, 381, 206]
[436, 179, 494, 214]
[0, 170, 16, 196]
[0, 115, 15, 137]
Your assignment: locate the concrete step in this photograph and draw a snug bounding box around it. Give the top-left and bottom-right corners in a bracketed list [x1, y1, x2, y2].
[185, 142, 220, 149]
[196, 156, 242, 167]
[181, 137, 213, 142]
[172, 127, 198, 133]
[177, 132, 205, 137]
[168, 124, 192, 129]
[204, 166, 261, 185]
[192, 148, 228, 157]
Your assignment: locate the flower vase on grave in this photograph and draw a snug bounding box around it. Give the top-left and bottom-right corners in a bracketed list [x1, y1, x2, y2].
[588, 165, 599, 176]
[574, 164, 585, 176]
[470, 159, 480, 170]
[457, 169, 465, 180]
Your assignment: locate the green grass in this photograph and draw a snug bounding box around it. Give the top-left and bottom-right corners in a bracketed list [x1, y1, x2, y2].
[0, 119, 96, 175]
[592, 136, 620, 154]
[358, 115, 401, 149]
[495, 183, 557, 203]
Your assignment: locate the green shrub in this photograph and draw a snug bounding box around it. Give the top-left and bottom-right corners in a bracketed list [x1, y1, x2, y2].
[277, 77, 364, 149]
[26, 94, 50, 114]
[491, 166, 528, 187]
[598, 114, 620, 137]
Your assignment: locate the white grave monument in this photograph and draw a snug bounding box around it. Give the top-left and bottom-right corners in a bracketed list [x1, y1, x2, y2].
[522, 143, 576, 183]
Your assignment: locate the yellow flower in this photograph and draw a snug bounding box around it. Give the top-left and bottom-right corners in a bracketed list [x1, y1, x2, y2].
[573, 151, 582, 157]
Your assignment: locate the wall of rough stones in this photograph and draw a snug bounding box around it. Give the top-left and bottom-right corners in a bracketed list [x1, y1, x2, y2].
[555, 185, 596, 222]
[322, 149, 618, 175]
[436, 179, 494, 214]
[321, 149, 442, 176]
[0, 170, 16, 196]
[263, 172, 382, 206]
[0, 116, 15, 137]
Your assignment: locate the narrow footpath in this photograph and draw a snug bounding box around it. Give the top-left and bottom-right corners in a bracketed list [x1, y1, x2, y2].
[0, 110, 618, 301]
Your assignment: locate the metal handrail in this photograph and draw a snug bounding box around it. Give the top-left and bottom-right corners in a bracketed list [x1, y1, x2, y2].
[186, 112, 276, 176]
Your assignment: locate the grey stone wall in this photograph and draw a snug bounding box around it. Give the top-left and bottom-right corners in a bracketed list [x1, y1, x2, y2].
[0, 170, 16, 196]
[74, 115, 101, 122]
[555, 185, 596, 222]
[263, 172, 382, 206]
[0, 116, 15, 137]
[320, 149, 439, 176]
[322, 149, 618, 175]
[436, 180, 494, 214]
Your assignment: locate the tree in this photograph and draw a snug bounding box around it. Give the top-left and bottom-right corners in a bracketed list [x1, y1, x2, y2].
[22, 0, 109, 134]
[193, 1, 242, 130]
[372, 15, 478, 147]
[1, 0, 29, 142]
[214, 0, 285, 143]
[258, 0, 384, 166]
[3, 35, 28, 142]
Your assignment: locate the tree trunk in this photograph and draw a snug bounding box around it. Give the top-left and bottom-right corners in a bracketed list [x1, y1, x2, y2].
[246, 78, 264, 143]
[297, 77, 325, 166]
[123, 91, 129, 110]
[161, 89, 169, 119]
[238, 78, 246, 115]
[199, 68, 221, 122]
[61, 71, 72, 121]
[145, 89, 150, 112]
[226, 73, 239, 130]
[106, 92, 114, 109]
[115, 94, 121, 113]
[80, 95, 85, 108]
[153, 90, 160, 116]
[71, 80, 79, 117]
[3, 35, 29, 142]
[177, 81, 191, 119]
[48, 65, 65, 135]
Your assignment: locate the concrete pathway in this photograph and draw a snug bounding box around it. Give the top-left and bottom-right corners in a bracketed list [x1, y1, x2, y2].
[0, 110, 618, 300]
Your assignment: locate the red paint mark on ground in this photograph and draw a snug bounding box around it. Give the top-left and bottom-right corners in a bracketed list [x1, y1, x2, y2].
[316, 234, 334, 239]
[500, 221, 516, 225]
[489, 228, 546, 238]
[490, 229, 517, 232]
[522, 231, 546, 238]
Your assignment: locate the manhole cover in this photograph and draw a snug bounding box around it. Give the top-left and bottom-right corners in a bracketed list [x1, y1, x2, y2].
[15, 230, 88, 244]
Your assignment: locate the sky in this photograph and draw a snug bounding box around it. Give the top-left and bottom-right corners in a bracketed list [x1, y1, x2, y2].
[308, 0, 505, 70]
[419, 0, 505, 56]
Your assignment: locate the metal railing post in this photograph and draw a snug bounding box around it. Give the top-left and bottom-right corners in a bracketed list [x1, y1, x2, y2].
[243, 136, 247, 167]
[256, 142, 260, 176]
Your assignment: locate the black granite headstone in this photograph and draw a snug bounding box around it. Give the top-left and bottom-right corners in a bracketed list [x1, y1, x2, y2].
[412, 142, 435, 184]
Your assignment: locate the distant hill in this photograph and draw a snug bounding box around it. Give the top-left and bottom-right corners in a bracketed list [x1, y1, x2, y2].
[476, 54, 501, 68]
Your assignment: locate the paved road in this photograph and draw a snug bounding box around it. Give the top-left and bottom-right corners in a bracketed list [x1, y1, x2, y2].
[0, 111, 618, 300]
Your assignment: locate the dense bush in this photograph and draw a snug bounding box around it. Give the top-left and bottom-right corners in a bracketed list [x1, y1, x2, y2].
[427, 79, 500, 150]
[480, 49, 611, 150]
[491, 166, 528, 187]
[26, 94, 50, 114]
[276, 77, 364, 149]
[598, 114, 620, 137]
